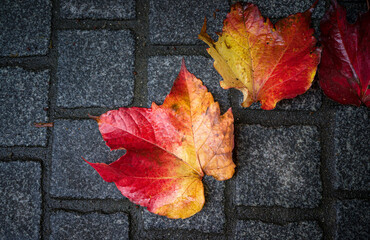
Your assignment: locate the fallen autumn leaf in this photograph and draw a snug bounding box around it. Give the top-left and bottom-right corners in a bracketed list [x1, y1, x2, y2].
[319, 0, 369, 107]
[199, 1, 321, 110]
[85, 60, 235, 219]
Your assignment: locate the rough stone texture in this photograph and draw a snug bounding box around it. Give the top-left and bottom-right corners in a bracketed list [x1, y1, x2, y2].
[50, 120, 124, 199]
[147, 56, 230, 112]
[235, 84, 322, 111]
[50, 211, 129, 240]
[0, 0, 51, 56]
[333, 106, 369, 191]
[235, 125, 322, 208]
[0, 161, 41, 239]
[336, 200, 369, 240]
[142, 176, 225, 233]
[60, 0, 135, 19]
[339, 2, 368, 23]
[0, 68, 49, 146]
[149, 0, 229, 44]
[235, 0, 325, 19]
[56, 30, 134, 108]
[234, 220, 323, 240]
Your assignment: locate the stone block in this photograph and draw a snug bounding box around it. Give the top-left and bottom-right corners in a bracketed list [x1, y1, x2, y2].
[56, 30, 134, 108]
[50, 120, 124, 199]
[0, 68, 49, 146]
[0, 0, 51, 56]
[234, 125, 322, 208]
[0, 161, 41, 239]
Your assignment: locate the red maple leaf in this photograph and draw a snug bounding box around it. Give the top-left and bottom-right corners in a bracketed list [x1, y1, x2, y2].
[85, 61, 235, 219]
[319, 0, 370, 107]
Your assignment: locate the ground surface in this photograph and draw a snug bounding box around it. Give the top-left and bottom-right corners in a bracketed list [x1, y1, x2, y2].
[0, 0, 369, 239]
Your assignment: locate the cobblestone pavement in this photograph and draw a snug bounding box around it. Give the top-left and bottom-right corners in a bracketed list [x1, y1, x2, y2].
[0, 0, 369, 239]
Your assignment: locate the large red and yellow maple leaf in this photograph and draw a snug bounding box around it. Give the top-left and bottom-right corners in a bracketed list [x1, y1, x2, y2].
[85, 61, 235, 219]
[319, 0, 369, 107]
[199, 2, 321, 110]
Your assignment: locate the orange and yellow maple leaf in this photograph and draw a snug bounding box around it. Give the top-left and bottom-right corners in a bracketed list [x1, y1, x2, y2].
[86, 60, 235, 219]
[199, 2, 322, 110]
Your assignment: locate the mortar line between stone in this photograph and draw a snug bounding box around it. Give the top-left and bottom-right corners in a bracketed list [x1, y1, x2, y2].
[39, 0, 61, 239]
[317, 97, 338, 240]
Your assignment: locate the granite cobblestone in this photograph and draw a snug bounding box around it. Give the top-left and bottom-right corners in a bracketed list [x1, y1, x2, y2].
[50, 211, 129, 240]
[0, 161, 41, 239]
[0, 68, 49, 146]
[235, 125, 322, 208]
[60, 0, 136, 19]
[0, 0, 51, 56]
[0, 0, 368, 239]
[234, 220, 323, 240]
[50, 120, 124, 199]
[56, 30, 135, 108]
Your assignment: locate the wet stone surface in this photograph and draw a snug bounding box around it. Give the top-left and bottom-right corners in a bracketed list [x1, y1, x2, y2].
[333, 106, 369, 190]
[336, 200, 370, 239]
[234, 220, 323, 240]
[56, 30, 135, 108]
[0, 68, 49, 147]
[50, 120, 124, 199]
[235, 0, 325, 19]
[0, 0, 51, 56]
[60, 0, 136, 19]
[149, 0, 229, 44]
[50, 211, 129, 240]
[0, 161, 41, 239]
[147, 55, 230, 112]
[234, 125, 322, 208]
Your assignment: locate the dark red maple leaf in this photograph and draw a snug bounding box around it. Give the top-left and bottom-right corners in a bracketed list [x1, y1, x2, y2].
[319, 0, 370, 107]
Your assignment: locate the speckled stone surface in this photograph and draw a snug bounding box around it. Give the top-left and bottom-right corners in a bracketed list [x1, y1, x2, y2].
[336, 200, 369, 239]
[60, 0, 135, 19]
[333, 106, 369, 190]
[0, 0, 51, 56]
[56, 30, 134, 108]
[50, 211, 129, 240]
[339, 2, 368, 23]
[142, 176, 225, 233]
[50, 120, 124, 199]
[0, 68, 49, 146]
[234, 220, 323, 240]
[234, 85, 322, 111]
[149, 0, 229, 44]
[234, 125, 322, 208]
[235, 0, 325, 19]
[147, 56, 230, 112]
[0, 161, 41, 239]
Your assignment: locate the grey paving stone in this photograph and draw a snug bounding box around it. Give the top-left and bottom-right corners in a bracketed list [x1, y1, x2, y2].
[142, 176, 225, 233]
[0, 0, 51, 56]
[333, 106, 369, 191]
[0, 68, 49, 146]
[60, 0, 135, 19]
[235, 125, 322, 208]
[234, 220, 322, 240]
[147, 56, 230, 112]
[149, 0, 229, 44]
[235, 84, 322, 111]
[50, 120, 124, 199]
[56, 30, 134, 108]
[235, 0, 325, 19]
[336, 200, 369, 240]
[0, 161, 41, 239]
[50, 211, 129, 240]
